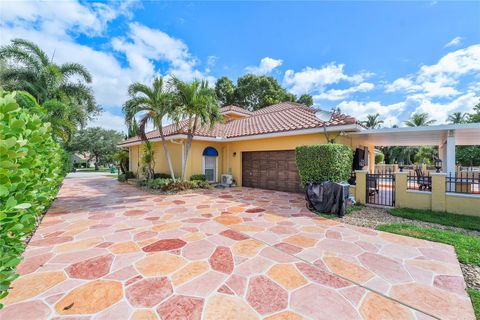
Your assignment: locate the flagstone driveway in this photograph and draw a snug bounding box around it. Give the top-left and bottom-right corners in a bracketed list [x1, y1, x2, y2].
[0, 176, 475, 319]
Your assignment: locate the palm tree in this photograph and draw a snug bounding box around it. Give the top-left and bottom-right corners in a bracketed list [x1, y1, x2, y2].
[113, 149, 129, 174]
[404, 113, 436, 127]
[361, 113, 384, 129]
[0, 38, 98, 138]
[169, 77, 222, 181]
[123, 77, 176, 181]
[447, 112, 466, 124]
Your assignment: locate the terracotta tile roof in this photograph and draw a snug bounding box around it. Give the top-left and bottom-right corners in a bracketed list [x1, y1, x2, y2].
[118, 102, 358, 145]
[220, 105, 253, 116]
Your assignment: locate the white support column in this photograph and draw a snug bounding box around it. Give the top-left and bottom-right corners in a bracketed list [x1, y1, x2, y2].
[446, 130, 456, 175]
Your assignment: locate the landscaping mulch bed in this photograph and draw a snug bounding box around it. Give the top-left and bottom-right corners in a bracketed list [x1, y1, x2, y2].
[333, 206, 480, 291]
[340, 206, 480, 237]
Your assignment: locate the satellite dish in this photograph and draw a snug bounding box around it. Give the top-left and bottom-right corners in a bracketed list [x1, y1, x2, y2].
[315, 110, 333, 122]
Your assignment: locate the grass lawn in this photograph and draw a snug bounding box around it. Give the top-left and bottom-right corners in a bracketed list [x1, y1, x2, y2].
[377, 223, 480, 318]
[468, 288, 480, 320]
[388, 207, 480, 231]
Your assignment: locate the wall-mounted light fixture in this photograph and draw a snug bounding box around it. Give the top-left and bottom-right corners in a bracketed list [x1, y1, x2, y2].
[233, 152, 237, 157]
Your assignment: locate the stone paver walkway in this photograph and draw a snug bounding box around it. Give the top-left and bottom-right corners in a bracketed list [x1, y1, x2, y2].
[0, 176, 475, 319]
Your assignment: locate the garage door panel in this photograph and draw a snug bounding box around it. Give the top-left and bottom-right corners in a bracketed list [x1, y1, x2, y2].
[242, 150, 302, 193]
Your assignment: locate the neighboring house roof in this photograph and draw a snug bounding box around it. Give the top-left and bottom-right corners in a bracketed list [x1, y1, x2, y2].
[118, 102, 359, 146]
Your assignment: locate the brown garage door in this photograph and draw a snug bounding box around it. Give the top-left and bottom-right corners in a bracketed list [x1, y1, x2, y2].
[242, 150, 303, 193]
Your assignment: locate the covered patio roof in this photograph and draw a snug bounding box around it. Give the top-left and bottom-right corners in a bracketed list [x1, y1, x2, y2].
[348, 123, 480, 146]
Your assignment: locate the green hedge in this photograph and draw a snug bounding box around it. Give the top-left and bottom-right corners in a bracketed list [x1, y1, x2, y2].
[190, 174, 207, 181]
[0, 91, 64, 306]
[295, 144, 353, 185]
[153, 173, 170, 179]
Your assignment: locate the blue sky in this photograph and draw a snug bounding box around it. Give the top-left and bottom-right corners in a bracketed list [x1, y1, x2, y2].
[1, 0, 479, 132]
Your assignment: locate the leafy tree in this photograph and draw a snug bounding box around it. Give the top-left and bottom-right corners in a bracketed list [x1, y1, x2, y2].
[233, 74, 295, 111]
[170, 77, 222, 181]
[123, 77, 176, 181]
[414, 146, 437, 165]
[467, 100, 480, 123]
[456, 101, 480, 166]
[296, 94, 314, 106]
[457, 146, 480, 166]
[0, 38, 100, 142]
[127, 117, 139, 138]
[447, 112, 467, 124]
[68, 127, 123, 170]
[362, 113, 384, 129]
[215, 76, 235, 106]
[404, 113, 436, 127]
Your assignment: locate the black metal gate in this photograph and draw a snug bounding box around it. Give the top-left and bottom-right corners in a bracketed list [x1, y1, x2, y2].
[366, 171, 395, 207]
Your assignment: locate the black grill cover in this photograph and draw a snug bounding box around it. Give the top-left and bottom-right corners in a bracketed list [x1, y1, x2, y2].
[305, 182, 349, 217]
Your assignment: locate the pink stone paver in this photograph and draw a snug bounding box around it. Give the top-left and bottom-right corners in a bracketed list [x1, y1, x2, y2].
[0, 176, 474, 319]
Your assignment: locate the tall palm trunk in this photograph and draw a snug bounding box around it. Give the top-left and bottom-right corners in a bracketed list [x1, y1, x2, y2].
[181, 116, 198, 181]
[159, 126, 176, 182]
[181, 134, 194, 181]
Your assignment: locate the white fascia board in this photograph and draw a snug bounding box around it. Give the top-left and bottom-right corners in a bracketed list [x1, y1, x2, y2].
[350, 123, 480, 136]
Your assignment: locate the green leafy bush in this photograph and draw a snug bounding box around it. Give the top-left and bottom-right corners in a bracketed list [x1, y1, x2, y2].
[126, 171, 136, 179]
[190, 174, 207, 181]
[141, 178, 211, 192]
[375, 152, 384, 164]
[295, 144, 353, 185]
[153, 173, 171, 179]
[146, 178, 172, 189]
[118, 174, 127, 182]
[0, 91, 64, 306]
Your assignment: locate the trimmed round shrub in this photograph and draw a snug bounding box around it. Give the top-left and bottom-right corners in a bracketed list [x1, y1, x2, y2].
[125, 171, 136, 179]
[0, 91, 64, 305]
[190, 174, 207, 181]
[375, 152, 385, 164]
[295, 144, 353, 185]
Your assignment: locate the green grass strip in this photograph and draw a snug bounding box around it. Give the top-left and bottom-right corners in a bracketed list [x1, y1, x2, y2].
[376, 224, 480, 266]
[468, 289, 480, 320]
[388, 208, 480, 231]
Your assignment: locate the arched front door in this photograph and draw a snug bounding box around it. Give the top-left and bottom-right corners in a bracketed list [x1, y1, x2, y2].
[202, 147, 218, 182]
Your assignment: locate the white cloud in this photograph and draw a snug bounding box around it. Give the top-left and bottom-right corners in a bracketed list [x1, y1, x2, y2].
[385, 44, 480, 99]
[336, 100, 405, 126]
[410, 92, 479, 124]
[444, 36, 463, 48]
[315, 82, 374, 101]
[88, 111, 126, 133]
[0, 1, 214, 131]
[283, 63, 371, 96]
[0, 0, 135, 37]
[245, 57, 283, 75]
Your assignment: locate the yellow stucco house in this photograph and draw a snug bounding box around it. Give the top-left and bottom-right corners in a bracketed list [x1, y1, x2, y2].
[118, 102, 372, 193]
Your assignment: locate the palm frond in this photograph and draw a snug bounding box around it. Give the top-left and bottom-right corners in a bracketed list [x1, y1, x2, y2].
[60, 62, 92, 83]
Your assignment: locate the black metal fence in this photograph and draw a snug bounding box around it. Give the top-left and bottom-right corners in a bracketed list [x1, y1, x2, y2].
[366, 172, 395, 206]
[407, 170, 432, 191]
[446, 172, 480, 194]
